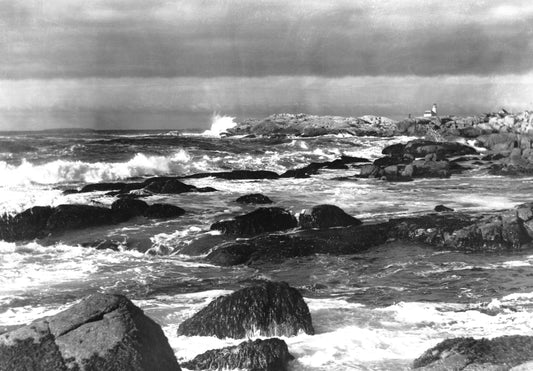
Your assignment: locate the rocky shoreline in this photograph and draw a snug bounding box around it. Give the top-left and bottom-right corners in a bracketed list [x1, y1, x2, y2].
[3, 110, 533, 370]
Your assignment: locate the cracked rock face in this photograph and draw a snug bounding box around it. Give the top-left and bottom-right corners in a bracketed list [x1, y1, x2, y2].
[0, 294, 180, 371]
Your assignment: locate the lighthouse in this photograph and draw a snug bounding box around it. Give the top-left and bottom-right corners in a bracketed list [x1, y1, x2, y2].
[423, 103, 438, 118]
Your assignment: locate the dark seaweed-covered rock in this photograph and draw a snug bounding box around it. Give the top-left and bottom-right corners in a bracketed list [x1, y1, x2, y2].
[182, 170, 279, 180]
[207, 223, 390, 266]
[143, 204, 185, 219]
[144, 178, 195, 194]
[298, 204, 362, 229]
[79, 182, 129, 193]
[0, 200, 187, 242]
[413, 336, 533, 370]
[0, 206, 53, 241]
[177, 281, 314, 339]
[236, 194, 274, 204]
[0, 294, 180, 371]
[280, 156, 370, 178]
[435, 204, 454, 212]
[211, 207, 297, 236]
[45, 204, 114, 232]
[181, 338, 294, 371]
[111, 198, 149, 222]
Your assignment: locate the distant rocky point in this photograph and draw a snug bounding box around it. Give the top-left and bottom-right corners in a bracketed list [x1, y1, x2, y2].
[224, 110, 533, 138]
[226, 113, 398, 137]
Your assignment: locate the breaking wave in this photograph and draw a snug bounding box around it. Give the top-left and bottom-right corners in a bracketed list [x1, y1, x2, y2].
[202, 114, 237, 137]
[0, 149, 191, 186]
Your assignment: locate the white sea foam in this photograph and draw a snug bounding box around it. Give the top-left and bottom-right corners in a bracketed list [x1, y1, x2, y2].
[202, 114, 237, 137]
[143, 295, 533, 370]
[0, 150, 191, 186]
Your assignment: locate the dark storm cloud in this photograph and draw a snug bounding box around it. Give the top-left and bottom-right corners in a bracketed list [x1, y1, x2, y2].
[2, 0, 533, 78]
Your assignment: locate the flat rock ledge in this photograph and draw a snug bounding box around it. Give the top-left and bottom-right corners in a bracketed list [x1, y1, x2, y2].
[181, 338, 294, 371]
[0, 293, 180, 371]
[413, 335, 533, 370]
[178, 281, 314, 339]
[0, 199, 185, 242]
[207, 202, 533, 266]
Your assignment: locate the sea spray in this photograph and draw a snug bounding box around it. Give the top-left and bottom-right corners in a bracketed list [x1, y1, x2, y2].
[202, 113, 237, 137]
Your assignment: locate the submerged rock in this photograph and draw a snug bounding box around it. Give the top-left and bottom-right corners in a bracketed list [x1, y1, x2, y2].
[0, 293, 180, 371]
[181, 338, 294, 371]
[413, 336, 533, 370]
[236, 193, 274, 204]
[211, 207, 297, 236]
[177, 281, 314, 338]
[298, 204, 362, 229]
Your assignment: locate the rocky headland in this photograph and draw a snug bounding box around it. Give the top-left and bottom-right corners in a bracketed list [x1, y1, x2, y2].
[3, 109, 533, 370]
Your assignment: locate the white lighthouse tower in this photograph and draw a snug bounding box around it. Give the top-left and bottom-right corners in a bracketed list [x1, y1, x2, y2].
[423, 103, 438, 117]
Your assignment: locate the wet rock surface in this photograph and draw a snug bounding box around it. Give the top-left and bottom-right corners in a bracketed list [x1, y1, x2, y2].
[181, 338, 294, 371]
[177, 281, 314, 339]
[235, 193, 274, 204]
[207, 223, 390, 266]
[0, 199, 186, 242]
[298, 204, 362, 229]
[0, 294, 180, 371]
[211, 207, 297, 236]
[207, 203, 533, 266]
[413, 336, 533, 370]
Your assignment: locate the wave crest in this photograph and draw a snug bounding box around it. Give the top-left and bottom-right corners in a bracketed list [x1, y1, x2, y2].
[0, 149, 191, 186]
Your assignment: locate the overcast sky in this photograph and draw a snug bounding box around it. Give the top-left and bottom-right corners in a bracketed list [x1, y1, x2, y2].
[1, 0, 532, 129]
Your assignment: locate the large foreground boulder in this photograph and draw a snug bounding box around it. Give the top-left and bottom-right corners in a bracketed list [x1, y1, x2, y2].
[181, 338, 294, 371]
[177, 281, 314, 339]
[413, 336, 533, 370]
[0, 294, 180, 371]
[210, 207, 297, 236]
[299, 204, 362, 229]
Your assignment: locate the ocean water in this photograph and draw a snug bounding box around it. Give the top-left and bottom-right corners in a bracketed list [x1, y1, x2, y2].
[2, 115, 533, 370]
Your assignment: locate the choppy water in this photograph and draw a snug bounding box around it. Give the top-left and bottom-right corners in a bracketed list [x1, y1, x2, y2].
[2, 117, 533, 370]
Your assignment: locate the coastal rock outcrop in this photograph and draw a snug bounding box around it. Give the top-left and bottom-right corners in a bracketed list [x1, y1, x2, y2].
[181, 338, 294, 371]
[206, 223, 390, 266]
[413, 336, 533, 370]
[298, 204, 362, 229]
[235, 193, 274, 204]
[389, 202, 533, 251]
[143, 203, 185, 218]
[225, 113, 398, 137]
[281, 156, 370, 178]
[0, 200, 186, 242]
[360, 139, 477, 181]
[207, 203, 533, 266]
[210, 207, 297, 236]
[177, 281, 314, 338]
[182, 170, 279, 180]
[64, 176, 216, 196]
[0, 293, 180, 371]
